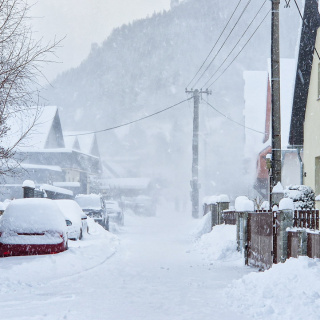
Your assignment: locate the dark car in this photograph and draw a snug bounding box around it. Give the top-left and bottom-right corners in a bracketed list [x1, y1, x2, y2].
[75, 194, 109, 231]
[105, 200, 124, 226]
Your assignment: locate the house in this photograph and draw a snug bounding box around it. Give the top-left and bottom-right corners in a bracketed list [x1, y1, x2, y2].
[288, 0, 320, 205]
[0, 107, 102, 200]
[244, 58, 300, 199]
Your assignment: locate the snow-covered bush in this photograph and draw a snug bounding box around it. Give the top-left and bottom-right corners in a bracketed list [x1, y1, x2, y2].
[284, 185, 315, 210]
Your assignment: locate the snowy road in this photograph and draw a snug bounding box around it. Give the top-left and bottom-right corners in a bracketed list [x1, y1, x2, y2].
[0, 205, 250, 320]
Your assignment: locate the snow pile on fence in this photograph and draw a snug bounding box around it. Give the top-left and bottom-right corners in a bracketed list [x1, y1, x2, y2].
[226, 256, 320, 319]
[192, 213, 212, 238]
[235, 196, 254, 212]
[203, 194, 229, 205]
[194, 224, 242, 264]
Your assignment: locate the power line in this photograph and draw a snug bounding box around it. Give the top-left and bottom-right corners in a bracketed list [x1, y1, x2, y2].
[192, 0, 252, 88]
[207, 9, 270, 88]
[186, 0, 243, 89]
[65, 97, 193, 137]
[201, 0, 268, 88]
[292, 0, 320, 60]
[202, 98, 265, 135]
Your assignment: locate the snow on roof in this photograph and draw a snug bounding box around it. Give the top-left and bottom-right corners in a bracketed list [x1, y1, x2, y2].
[100, 178, 151, 190]
[53, 182, 81, 188]
[21, 164, 62, 172]
[3, 106, 64, 151]
[41, 184, 73, 196]
[64, 131, 96, 155]
[22, 180, 35, 189]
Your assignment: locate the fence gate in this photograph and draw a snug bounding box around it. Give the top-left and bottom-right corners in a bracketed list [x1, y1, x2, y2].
[247, 211, 273, 270]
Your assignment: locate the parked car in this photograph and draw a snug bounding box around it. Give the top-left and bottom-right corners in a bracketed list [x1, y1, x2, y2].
[75, 194, 109, 231]
[0, 198, 68, 257]
[105, 200, 124, 226]
[134, 195, 156, 216]
[55, 200, 86, 240]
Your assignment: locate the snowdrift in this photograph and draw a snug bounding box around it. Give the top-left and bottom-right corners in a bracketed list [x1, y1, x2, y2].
[226, 256, 320, 319]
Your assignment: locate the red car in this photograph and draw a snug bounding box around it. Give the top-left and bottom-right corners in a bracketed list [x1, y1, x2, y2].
[0, 198, 68, 257]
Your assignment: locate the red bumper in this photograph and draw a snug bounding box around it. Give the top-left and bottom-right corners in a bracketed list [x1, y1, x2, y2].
[0, 241, 67, 257]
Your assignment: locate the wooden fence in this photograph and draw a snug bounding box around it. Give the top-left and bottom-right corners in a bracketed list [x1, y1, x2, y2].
[237, 209, 320, 269]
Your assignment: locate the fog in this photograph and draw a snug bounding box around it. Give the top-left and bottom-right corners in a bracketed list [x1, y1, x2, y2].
[32, 0, 302, 208]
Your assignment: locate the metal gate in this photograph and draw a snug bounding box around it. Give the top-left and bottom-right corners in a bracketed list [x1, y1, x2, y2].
[247, 211, 273, 270]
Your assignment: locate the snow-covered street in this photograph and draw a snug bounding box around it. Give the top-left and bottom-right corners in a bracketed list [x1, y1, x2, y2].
[0, 205, 250, 320]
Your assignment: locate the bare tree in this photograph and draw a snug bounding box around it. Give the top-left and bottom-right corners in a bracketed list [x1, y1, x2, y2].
[0, 0, 61, 175]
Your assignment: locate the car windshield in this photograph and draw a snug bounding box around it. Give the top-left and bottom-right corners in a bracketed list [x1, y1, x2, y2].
[75, 196, 101, 210]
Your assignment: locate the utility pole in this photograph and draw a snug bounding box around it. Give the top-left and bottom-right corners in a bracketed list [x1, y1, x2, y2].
[270, 0, 281, 205]
[186, 88, 211, 218]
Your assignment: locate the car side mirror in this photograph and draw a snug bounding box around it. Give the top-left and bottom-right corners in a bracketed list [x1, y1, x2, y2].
[66, 220, 72, 226]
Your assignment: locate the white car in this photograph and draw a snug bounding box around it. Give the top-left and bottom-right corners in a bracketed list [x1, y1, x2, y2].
[55, 200, 84, 240]
[105, 200, 124, 226]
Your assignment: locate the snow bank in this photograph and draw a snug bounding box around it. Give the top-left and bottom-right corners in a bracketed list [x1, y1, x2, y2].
[279, 197, 294, 211]
[226, 257, 320, 319]
[192, 213, 212, 238]
[194, 224, 242, 265]
[0, 218, 118, 293]
[235, 196, 254, 212]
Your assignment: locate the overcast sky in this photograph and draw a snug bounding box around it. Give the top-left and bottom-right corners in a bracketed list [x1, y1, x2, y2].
[29, 0, 171, 83]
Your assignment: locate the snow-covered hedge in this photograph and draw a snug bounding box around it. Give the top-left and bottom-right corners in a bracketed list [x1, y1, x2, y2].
[284, 185, 315, 210]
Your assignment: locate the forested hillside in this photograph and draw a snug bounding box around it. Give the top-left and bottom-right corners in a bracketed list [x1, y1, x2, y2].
[43, 0, 300, 201]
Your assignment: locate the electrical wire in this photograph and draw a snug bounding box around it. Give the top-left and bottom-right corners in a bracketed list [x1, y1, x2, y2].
[185, 0, 243, 89]
[292, 0, 320, 60]
[201, 0, 268, 88]
[65, 97, 193, 136]
[192, 0, 252, 88]
[202, 98, 265, 134]
[207, 9, 271, 88]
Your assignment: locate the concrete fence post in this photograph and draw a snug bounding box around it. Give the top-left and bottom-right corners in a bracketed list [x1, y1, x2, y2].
[236, 211, 249, 264]
[277, 209, 294, 263]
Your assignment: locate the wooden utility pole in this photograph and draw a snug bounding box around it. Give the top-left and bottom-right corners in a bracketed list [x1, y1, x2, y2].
[270, 0, 282, 205]
[186, 88, 211, 218]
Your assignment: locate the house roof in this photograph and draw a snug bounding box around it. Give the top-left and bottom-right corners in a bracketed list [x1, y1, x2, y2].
[289, 0, 320, 147]
[64, 131, 99, 157]
[3, 106, 65, 151]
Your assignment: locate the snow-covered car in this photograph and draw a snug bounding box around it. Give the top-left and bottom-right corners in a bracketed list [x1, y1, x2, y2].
[75, 194, 109, 231]
[105, 200, 124, 226]
[55, 200, 85, 240]
[0, 198, 68, 257]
